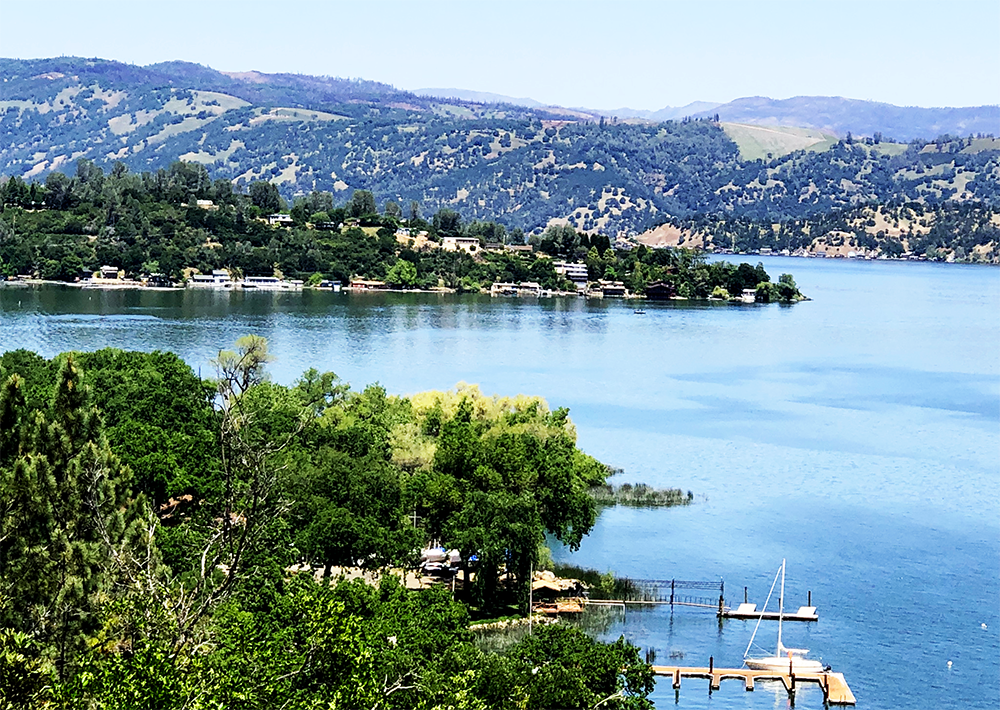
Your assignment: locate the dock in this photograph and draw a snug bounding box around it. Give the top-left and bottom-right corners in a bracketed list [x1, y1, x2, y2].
[652, 663, 856, 705]
[720, 602, 818, 622]
[581, 579, 820, 622]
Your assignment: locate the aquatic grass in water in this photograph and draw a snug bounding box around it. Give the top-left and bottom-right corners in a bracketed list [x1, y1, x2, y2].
[588, 482, 694, 508]
[550, 562, 641, 600]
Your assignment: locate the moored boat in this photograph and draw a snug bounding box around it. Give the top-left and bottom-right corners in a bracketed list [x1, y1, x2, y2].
[744, 559, 825, 673]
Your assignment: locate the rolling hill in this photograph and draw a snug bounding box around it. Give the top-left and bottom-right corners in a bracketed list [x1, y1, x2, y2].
[1, 57, 998, 237]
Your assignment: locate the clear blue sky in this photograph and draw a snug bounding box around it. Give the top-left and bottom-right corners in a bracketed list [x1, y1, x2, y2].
[1, 0, 997, 109]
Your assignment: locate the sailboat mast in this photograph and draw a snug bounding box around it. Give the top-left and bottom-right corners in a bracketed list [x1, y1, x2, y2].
[744, 562, 781, 660]
[777, 558, 786, 653]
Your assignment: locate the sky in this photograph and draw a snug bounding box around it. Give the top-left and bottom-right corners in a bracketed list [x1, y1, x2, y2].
[1, 0, 997, 110]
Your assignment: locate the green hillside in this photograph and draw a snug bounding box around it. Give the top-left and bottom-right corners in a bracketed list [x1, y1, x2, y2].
[1, 58, 998, 237]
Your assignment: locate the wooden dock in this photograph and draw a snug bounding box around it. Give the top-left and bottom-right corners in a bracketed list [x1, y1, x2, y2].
[652, 664, 856, 705]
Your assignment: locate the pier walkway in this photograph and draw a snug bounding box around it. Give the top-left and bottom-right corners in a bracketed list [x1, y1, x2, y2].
[652, 664, 856, 705]
[582, 579, 819, 621]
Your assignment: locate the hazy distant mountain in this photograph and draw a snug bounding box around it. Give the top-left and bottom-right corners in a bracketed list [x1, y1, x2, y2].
[409, 88, 997, 141]
[600, 102, 723, 121]
[691, 96, 999, 142]
[414, 88, 543, 108]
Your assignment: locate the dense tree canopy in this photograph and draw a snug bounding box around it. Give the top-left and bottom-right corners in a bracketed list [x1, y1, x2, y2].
[0, 344, 653, 709]
[0, 158, 812, 297]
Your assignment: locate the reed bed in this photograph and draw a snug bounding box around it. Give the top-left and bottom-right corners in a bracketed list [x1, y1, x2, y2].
[587, 483, 694, 508]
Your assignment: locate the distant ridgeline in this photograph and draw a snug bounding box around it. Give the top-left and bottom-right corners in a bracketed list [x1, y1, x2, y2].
[0, 161, 805, 301]
[0, 57, 997, 244]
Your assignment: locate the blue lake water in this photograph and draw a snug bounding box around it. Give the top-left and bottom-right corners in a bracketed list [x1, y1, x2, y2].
[2, 256, 998, 709]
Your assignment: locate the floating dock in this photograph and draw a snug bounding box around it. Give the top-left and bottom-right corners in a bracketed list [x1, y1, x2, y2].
[652, 664, 856, 705]
[720, 602, 818, 622]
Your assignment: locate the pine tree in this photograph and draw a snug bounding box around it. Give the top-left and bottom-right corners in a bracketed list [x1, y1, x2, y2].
[0, 357, 133, 679]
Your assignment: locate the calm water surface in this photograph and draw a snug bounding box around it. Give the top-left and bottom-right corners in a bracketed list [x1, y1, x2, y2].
[2, 256, 998, 709]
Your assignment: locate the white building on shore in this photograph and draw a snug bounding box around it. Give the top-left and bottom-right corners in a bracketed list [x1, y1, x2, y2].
[188, 270, 235, 288]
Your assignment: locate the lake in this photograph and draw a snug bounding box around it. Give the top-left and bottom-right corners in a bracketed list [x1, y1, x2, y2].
[2, 256, 998, 709]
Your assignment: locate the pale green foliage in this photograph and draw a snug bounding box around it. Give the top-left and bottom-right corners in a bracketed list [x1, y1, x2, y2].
[409, 382, 576, 442]
[389, 421, 436, 472]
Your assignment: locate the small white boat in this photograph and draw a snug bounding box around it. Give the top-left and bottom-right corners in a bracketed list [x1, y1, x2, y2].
[744, 559, 825, 673]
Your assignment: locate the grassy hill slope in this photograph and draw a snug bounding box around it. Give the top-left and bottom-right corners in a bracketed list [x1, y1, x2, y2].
[721, 123, 838, 160]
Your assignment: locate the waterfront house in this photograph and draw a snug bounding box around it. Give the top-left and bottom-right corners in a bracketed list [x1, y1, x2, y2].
[349, 279, 389, 290]
[145, 273, 174, 288]
[490, 282, 518, 296]
[645, 281, 677, 299]
[598, 280, 628, 297]
[489, 281, 541, 297]
[554, 261, 589, 290]
[242, 276, 303, 290]
[188, 269, 234, 288]
[99, 265, 120, 280]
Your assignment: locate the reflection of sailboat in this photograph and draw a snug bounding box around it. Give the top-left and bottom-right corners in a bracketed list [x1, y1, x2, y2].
[744, 559, 825, 673]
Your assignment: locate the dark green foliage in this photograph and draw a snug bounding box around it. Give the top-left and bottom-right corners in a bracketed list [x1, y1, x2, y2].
[498, 624, 654, 709]
[0, 358, 135, 679]
[0, 346, 655, 708]
[69, 349, 219, 504]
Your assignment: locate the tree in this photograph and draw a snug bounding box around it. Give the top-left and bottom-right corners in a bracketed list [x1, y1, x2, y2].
[0, 358, 136, 679]
[432, 208, 462, 238]
[385, 259, 418, 288]
[775, 273, 799, 302]
[384, 200, 402, 219]
[416, 394, 599, 610]
[501, 624, 654, 709]
[249, 181, 284, 214]
[347, 190, 377, 219]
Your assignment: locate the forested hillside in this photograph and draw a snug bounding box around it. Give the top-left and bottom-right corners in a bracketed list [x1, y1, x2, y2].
[639, 201, 1000, 262]
[1, 57, 997, 238]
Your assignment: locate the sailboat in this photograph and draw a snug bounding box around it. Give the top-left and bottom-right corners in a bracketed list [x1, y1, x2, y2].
[743, 559, 825, 673]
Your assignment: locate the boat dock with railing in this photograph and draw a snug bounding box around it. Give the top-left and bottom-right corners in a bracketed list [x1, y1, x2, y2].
[581, 577, 818, 621]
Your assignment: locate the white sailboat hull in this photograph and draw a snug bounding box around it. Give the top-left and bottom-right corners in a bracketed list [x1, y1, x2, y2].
[745, 655, 825, 673]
